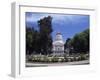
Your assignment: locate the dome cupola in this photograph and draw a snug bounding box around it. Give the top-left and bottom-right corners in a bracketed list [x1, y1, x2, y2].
[55, 32, 63, 41]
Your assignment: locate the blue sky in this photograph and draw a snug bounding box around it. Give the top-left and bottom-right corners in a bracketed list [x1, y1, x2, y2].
[26, 12, 89, 42]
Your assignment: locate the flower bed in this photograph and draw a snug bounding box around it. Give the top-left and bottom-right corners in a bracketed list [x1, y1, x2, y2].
[27, 54, 89, 63]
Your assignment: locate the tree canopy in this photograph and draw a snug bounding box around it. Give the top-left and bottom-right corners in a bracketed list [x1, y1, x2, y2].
[64, 29, 89, 54]
[26, 16, 53, 55]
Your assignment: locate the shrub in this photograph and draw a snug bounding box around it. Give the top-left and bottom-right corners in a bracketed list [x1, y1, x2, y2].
[52, 57, 59, 62]
[28, 58, 32, 62]
[65, 58, 68, 62]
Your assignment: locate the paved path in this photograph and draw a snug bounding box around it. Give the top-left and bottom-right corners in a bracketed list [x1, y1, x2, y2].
[26, 60, 89, 67]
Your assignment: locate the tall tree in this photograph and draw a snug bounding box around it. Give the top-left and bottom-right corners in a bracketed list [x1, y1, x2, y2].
[26, 16, 53, 55]
[26, 27, 34, 55]
[38, 16, 53, 55]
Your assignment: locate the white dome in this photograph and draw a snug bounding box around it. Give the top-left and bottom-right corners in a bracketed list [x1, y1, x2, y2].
[52, 32, 64, 55]
[55, 32, 63, 41]
[53, 32, 64, 46]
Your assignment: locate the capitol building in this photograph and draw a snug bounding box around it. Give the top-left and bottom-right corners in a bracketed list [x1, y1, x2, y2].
[52, 32, 65, 55]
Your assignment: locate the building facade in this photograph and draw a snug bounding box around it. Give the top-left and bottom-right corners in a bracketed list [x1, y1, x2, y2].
[52, 32, 64, 55]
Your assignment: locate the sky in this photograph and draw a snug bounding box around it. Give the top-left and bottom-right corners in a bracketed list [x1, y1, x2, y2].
[26, 12, 89, 42]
